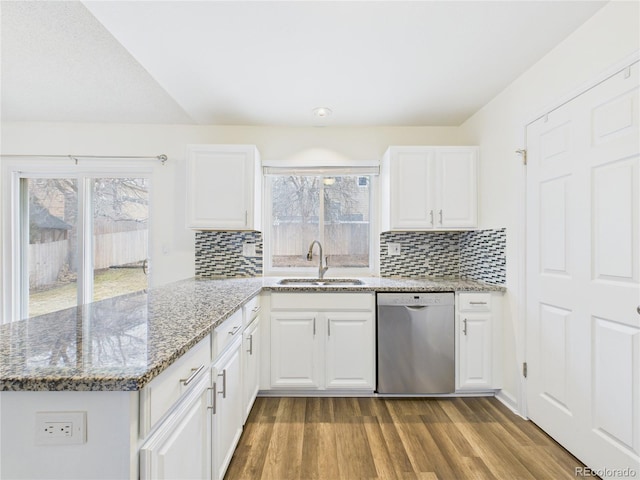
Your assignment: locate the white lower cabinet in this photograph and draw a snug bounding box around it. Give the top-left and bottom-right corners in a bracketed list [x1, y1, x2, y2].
[211, 336, 243, 480]
[269, 293, 375, 391]
[325, 312, 375, 389]
[242, 316, 261, 423]
[270, 311, 322, 388]
[141, 302, 259, 480]
[456, 292, 503, 392]
[139, 370, 212, 480]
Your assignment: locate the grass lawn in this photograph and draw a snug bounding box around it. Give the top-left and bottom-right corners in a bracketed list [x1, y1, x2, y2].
[28, 267, 147, 318]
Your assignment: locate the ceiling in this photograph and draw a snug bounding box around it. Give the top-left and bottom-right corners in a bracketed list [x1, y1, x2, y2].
[1, 1, 607, 127]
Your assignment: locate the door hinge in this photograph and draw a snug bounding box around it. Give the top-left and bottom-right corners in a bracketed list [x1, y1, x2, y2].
[522, 362, 528, 378]
[516, 149, 527, 166]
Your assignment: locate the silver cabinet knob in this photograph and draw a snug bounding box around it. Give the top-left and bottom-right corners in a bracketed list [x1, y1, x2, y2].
[637, 305, 640, 315]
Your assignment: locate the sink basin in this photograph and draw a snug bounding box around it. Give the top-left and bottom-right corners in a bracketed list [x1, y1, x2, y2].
[277, 278, 364, 286]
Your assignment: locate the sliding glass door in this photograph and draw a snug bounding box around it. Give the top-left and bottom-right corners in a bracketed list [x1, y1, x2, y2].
[22, 176, 149, 318]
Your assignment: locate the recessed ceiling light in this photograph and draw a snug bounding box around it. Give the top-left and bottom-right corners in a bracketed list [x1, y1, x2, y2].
[312, 107, 332, 118]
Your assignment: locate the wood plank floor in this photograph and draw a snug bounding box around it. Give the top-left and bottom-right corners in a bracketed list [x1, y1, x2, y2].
[225, 396, 587, 480]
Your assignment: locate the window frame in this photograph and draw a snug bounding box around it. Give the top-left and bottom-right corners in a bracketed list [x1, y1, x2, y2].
[2, 158, 153, 322]
[263, 168, 379, 277]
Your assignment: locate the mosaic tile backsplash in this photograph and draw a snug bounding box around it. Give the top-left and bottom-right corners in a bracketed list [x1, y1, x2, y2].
[459, 228, 506, 284]
[195, 228, 505, 284]
[380, 228, 506, 284]
[195, 231, 263, 277]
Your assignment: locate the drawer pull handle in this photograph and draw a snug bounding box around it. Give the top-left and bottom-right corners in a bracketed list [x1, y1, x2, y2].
[217, 370, 227, 398]
[180, 364, 205, 386]
[463, 319, 468, 336]
[247, 334, 253, 355]
[469, 301, 487, 305]
[252, 306, 261, 313]
[228, 326, 241, 336]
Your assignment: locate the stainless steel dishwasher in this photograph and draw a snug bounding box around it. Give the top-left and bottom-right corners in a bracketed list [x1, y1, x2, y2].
[377, 292, 455, 394]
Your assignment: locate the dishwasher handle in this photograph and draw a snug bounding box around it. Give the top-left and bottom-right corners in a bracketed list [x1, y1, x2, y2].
[405, 305, 428, 310]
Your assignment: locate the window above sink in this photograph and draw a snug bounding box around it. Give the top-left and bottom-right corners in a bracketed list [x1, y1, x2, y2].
[263, 167, 377, 277]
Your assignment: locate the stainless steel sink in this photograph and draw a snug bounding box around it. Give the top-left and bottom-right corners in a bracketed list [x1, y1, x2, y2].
[277, 278, 364, 286]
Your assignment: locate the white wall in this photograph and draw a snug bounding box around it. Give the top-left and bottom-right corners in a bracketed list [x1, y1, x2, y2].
[1, 124, 460, 289]
[457, 0, 640, 412]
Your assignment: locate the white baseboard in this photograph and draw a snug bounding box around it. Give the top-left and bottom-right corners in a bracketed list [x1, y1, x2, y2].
[495, 390, 527, 419]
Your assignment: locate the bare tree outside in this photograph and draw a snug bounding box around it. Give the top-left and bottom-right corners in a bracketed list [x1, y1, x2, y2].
[270, 175, 371, 269]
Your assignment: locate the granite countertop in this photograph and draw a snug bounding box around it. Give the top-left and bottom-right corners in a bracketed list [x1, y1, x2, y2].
[260, 276, 505, 292]
[0, 278, 263, 392]
[0, 276, 503, 392]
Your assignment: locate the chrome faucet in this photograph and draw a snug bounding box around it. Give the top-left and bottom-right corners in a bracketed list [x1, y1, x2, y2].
[306, 240, 329, 279]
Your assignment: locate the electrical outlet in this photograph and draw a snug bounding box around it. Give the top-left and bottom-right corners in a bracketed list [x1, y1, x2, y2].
[35, 411, 86, 445]
[387, 243, 401, 256]
[242, 243, 256, 257]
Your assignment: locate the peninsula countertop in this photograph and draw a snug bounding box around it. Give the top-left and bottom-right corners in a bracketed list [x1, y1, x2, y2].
[0, 276, 504, 392]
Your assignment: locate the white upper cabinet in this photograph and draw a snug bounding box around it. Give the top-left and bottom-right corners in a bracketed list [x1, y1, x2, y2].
[437, 148, 478, 228]
[381, 146, 478, 230]
[186, 144, 261, 230]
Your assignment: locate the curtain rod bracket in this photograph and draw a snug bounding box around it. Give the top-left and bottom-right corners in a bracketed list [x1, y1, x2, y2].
[158, 154, 168, 165]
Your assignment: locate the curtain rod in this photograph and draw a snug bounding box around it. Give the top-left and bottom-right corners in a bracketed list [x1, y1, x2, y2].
[0, 154, 168, 165]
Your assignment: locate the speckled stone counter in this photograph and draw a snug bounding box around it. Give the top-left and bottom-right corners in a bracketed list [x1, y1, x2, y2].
[0, 276, 503, 392]
[260, 276, 505, 292]
[0, 278, 263, 392]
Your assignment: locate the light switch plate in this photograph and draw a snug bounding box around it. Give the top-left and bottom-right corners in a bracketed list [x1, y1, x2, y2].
[243, 243, 256, 257]
[387, 243, 401, 256]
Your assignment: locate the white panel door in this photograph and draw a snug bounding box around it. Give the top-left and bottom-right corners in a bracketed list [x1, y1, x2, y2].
[526, 62, 640, 477]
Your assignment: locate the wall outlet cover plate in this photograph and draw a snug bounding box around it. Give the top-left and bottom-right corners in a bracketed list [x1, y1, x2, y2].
[35, 411, 86, 445]
[387, 243, 401, 256]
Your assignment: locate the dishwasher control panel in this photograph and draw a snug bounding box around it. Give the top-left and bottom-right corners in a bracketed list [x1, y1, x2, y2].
[376, 292, 454, 306]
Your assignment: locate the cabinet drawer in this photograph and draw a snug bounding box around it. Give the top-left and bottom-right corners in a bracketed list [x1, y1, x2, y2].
[244, 295, 262, 325]
[213, 309, 243, 359]
[140, 334, 211, 437]
[458, 293, 492, 312]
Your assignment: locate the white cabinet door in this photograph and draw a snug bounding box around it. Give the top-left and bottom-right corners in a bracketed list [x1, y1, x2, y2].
[212, 338, 243, 480]
[242, 317, 261, 423]
[389, 149, 435, 229]
[457, 313, 492, 391]
[270, 312, 322, 389]
[186, 144, 261, 230]
[325, 312, 375, 390]
[436, 148, 478, 228]
[382, 146, 478, 230]
[140, 371, 212, 480]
